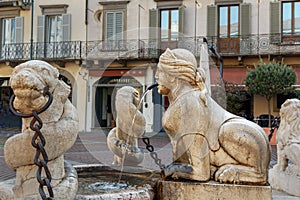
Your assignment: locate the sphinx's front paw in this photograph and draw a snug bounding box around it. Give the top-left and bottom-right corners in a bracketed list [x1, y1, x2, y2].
[161, 163, 193, 180]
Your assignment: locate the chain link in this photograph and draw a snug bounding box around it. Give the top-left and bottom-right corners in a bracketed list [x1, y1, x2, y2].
[142, 137, 165, 170]
[9, 87, 54, 200]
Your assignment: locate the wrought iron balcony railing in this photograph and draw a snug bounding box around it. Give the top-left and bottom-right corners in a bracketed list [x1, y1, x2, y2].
[1, 34, 300, 63]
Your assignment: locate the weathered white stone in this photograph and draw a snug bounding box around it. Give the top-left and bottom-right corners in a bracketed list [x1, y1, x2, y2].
[269, 167, 300, 197]
[269, 98, 300, 197]
[107, 86, 145, 166]
[155, 48, 271, 185]
[158, 180, 272, 200]
[0, 161, 78, 200]
[3, 60, 79, 199]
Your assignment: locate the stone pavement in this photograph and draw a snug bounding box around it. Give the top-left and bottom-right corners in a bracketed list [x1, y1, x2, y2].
[1, 131, 300, 199]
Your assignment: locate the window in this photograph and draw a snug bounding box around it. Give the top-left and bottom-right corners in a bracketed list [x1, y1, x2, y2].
[282, 1, 300, 36]
[160, 9, 179, 41]
[1, 16, 23, 59]
[218, 5, 239, 38]
[47, 15, 63, 43]
[37, 13, 71, 58]
[104, 11, 124, 50]
[105, 11, 123, 40]
[2, 18, 16, 44]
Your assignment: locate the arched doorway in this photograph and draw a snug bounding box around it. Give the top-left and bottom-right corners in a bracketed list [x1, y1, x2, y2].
[94, 76, 142, 128]
[0, 78, 21, 129]
[59, 74, 72, 102]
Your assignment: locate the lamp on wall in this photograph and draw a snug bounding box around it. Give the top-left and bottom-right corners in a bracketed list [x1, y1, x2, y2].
[22, 0, 34, 60]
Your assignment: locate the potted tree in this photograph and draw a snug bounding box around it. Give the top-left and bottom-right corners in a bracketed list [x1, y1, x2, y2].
[245, 60, 296, 143]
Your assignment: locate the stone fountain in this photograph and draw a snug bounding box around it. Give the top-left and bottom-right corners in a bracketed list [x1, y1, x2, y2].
[155, 48, 272, 199]
[1, 60, 78, 199]
[1, 47, 273, 199]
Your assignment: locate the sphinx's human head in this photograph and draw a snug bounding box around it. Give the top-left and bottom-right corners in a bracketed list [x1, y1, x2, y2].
[155, 48, 203, 96]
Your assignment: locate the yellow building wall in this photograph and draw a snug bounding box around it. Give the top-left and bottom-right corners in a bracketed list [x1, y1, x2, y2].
[253, 95, 280, 118]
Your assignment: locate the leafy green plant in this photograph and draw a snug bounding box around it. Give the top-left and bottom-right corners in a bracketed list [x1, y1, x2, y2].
[245, 60, 296, 127]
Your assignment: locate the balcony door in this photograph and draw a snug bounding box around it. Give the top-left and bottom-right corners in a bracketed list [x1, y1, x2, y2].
[160, 9, 179, 51]
[1, 17, 23, 59]
[218, 5, 240, 54]
[37, 13, 71, 59]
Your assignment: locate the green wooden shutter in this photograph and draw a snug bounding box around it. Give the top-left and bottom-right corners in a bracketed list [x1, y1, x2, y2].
[37, 15, 45, 58]
[149, 9, 158, 57]
[116, 11, 124, 49]
[207, 5, 217, 38]
[106, 12, 114, 40]
[116, 12, 123, 39]
[179, 6, 185, 37]
[270, 2, 280, 43]
[15, 16, 23, 43]
[37, 15, 45, 43]
[62, 14, 71, 57]
[240, 3, 251, 37]
[240, 3, 251, 55]
[62, 14, 71, 41]
[149, 9, 158, 40]
[15, 16, 24, 58]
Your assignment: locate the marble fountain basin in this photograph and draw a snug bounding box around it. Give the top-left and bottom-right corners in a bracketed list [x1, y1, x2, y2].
[74, 164, 161, 200]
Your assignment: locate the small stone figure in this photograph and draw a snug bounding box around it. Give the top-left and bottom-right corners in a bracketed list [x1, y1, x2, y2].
[269, 98, 300, 196]
[107, 86, 145, 166]
[155, 48, 271, 185]
[4, 60, 78, 199]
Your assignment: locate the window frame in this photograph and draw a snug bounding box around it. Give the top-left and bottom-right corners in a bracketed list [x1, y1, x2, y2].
[281, 1, 300, 37]
[103, 10, 126, 50]
[159, 8, 179, 42]
[218, 4, 240, 38]
[1, 17, 16, 45]
[46, 15, 63, 43]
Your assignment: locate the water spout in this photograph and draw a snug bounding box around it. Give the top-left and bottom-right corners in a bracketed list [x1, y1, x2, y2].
[146, 83, 158, 91]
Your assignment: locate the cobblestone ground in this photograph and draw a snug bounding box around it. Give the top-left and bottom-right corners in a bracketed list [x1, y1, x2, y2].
[1, 132, 299, 199]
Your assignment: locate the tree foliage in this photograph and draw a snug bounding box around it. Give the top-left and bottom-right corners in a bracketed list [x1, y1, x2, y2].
[245, 61, 296, 99]
[245, 60, 297, 126]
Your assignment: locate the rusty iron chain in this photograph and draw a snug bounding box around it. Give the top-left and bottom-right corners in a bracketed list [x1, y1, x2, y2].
[9, 87, 54, 200]
[142, 137, 165, 170]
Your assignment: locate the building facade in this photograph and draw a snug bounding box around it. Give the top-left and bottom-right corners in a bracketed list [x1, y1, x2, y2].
[0, 0, 300, 132]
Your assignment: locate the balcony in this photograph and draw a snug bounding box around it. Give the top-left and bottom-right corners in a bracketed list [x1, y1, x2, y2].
[1, 33, 300, 64]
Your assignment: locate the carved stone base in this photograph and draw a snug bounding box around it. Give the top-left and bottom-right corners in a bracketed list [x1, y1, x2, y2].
[158, 180, 272, 200]
[0, 161, 77, 200]
[269, 167, 300, 197]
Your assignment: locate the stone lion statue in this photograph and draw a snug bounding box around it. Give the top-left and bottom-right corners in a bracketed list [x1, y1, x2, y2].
[155, 48, 271, 185]
[275, 98, 300, 174]
[4, 60, 78, 199]
[107, 86, 145, 166]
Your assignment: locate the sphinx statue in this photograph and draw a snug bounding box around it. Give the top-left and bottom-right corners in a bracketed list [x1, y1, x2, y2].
[269, 98, 300, 196]
[4, 60, 78, 199]
[155, 48, 271, 185]
[107, 86, 145, 166]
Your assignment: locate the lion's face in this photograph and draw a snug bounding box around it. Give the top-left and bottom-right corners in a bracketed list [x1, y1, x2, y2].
[277, 98, 300, 143]
[10, 61, 59, 114]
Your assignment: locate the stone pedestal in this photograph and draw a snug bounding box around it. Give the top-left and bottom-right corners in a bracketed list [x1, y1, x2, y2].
[158, 180, 272, 200]
[269, 167, 300, 197]
[0, 161, 78, 200]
